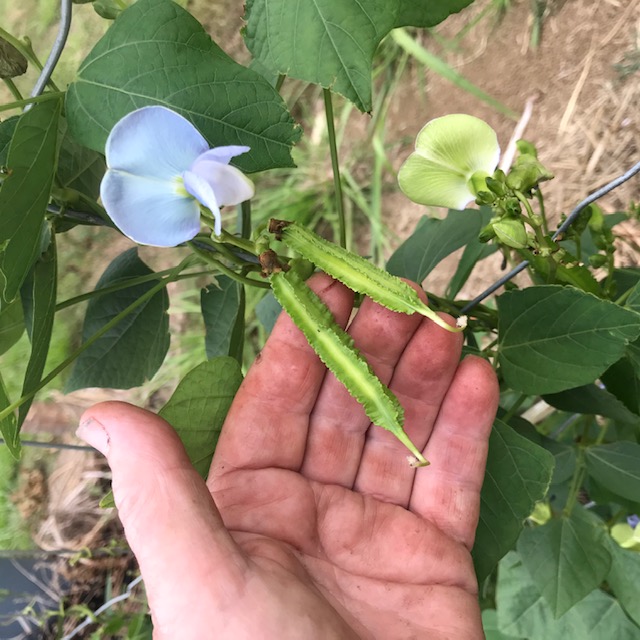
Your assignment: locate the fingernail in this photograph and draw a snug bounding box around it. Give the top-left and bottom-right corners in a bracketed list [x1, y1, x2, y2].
[76, 417, 110, 456]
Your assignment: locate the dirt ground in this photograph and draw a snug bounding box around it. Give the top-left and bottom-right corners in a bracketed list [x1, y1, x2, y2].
[7, 1, 639, 617]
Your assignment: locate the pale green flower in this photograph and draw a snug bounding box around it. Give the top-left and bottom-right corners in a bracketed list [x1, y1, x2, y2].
[398, 114, 500, 209]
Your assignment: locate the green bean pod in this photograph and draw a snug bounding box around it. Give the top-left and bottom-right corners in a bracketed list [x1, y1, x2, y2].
[270, 267, 429, 467]
[271, 220, 466, 332]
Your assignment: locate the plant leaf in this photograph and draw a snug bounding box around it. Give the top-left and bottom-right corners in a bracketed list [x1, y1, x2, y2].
[56, 117, 106, 200]
[496, 551, 639, 639]
[158, 357, 243, 478]
[394, 0, 474, 27]
[516, 509, 611, 618]
[481, 610, 519, 640]
[473, 419, 555, 583]
[66, 0, 300, 173]
[17, 236, 57, 429]
[387, 208, 492, 284]
[497, 286, 640, 395]
[585, 442, 640, 503]
[606, 539, 640, 626]
[255, 291, 282, 334]
[543, 384, 639, 425]
[0, 116, 18, 164]
[66, 249, 170, 391]
[0, 371, 19, 458]
[201, 277, 244, 362]
[0, 98, 61, 302]
[244, 0, 397, 112]
[0, 297, 24, 356]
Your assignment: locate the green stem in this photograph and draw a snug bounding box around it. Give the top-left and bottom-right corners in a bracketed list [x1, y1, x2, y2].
[535, 189, 548, 234]
[188, 243, 271, 289]
[0, 92, 65, 113]
[240, 200, 252, 240]
[0, 257, 194, 424]
[323, 88, 347, 249]
[502, 393, 527, 424]
[515, 190, 545, 244]
[217, 229, 257, 255]
[3, 78, 23, 101]
[275, 74, 286, 92]
[614, 287, 634, 306]
[56, 269, 211, 311]
[563, 446, 586, 517]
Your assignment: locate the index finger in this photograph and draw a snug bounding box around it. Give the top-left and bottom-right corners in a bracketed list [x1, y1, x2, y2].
[208, 273, 354, 484]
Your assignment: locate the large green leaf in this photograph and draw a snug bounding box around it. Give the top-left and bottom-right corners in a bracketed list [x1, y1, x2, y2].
[601, 357, 640, 417]
[473, 419, 555, 582]
[387, 208, 491, 284]
[627, 280, 640, 314]
[497, 286, 640, 395]
[201, 277, 244, 362]
[158, 357, 243, 478]
[0, 98, 61, 302]
[244, 0, 472, 112]
[0, 116, 18, 164]
[56, 118, 105, 200]
[17, 236, 57, 428]
[481, 610, 519, 640]
[543, 384, 639, 425]
[0, 371, 19, 458]
[395, 0, 474, 27]
[606, 540, 640, 626]
[245, 0, 396, 112]
[496, 551, 639, 640]
[0, 297, 24, 356]
[255, 291, 282, 335]
[516, 509, 611, 618]
[585, 442, 640, 503]
[66, 249, 170, 391]
[66, 0, 299, 173]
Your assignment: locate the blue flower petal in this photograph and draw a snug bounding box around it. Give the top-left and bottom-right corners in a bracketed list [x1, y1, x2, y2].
[188, 158, 255, 206]
[183, 170, 222, 237]
[194, 146, 251, 166]
[101, 169, 201, 247]
[105, 106, 208, 181]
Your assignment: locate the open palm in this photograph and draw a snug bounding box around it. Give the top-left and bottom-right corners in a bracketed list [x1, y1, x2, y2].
[80, 274, 499, 639]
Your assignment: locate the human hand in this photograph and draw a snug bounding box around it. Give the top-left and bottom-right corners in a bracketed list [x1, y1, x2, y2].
[78, 273, 499, 639]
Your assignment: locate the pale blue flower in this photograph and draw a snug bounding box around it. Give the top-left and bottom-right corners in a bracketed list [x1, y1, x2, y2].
[100, 106, 254, 247]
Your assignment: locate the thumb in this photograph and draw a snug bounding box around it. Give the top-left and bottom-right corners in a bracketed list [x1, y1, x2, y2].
[77, 401, 247, 625]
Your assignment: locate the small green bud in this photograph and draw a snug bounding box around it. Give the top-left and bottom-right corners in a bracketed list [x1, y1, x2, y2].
[493, 219, 529, 249]
[478, 222, 497, 243]
[468, 170, 491, 198]
[506, 154, 554, 192]
[485, 176, 507, 197]
[476, 190, 496, 205]
[516, 139, 538, 158]
[589, 254, 607, 268]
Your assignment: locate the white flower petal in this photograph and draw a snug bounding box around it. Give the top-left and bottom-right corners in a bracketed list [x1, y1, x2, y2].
[194, 145, 251, 166]
[398, 154, 475, 209]
[105, 106, 208, 181]
[182, 170, 222, 236]
[188, 159, 255, 206]
[101, 169, 201, 247]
